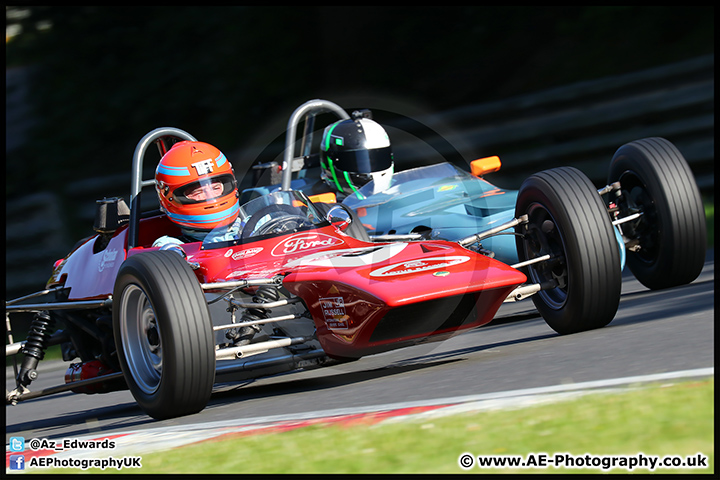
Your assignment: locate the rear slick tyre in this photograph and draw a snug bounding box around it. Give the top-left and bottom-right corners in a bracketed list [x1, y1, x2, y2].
[113, 250, 215, 420]
[515, 167, 621, 335]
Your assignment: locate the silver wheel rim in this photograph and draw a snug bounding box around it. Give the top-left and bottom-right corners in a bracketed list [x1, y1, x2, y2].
[119, 284, 162, 394]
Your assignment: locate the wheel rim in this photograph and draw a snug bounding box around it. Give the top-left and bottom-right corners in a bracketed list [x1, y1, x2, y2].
[119, 284, 162, 395]
[522, 203, 569, 309]
[617, 171, 659, 265]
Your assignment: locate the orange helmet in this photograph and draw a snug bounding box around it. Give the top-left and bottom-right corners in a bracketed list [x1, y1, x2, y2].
[155, 141, 239, 231]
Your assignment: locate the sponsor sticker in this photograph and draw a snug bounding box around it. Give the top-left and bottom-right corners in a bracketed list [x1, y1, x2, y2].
[98, 248, 119, 272]
[369, 256, 470, 277]
[191, 159, 215, 175]
[320, 296, 349, 329]
[271, 233, 344, 257]
[224, 247, 264, 260]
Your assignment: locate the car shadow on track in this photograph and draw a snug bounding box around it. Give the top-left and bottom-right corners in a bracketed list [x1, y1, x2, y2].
[6, 397, 147, 438]
[612, 278, 714, 328]
[209, 358, 464, 403]
[207, 330, 559, 406]
[385, 332, 559, 368]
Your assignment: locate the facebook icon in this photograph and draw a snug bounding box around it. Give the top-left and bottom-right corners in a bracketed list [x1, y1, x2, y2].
[9, 454, 25, 471]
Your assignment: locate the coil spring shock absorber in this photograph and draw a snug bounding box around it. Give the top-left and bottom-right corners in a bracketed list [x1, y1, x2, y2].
[226, 285, 281, 345]
[247, 284, 282, 321]
[252, 285, 280, 308]
[17, 311, 55, 387]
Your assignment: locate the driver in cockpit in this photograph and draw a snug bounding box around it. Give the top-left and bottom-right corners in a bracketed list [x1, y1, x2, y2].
[152, 140, 242, 248]
[318, 112, 395, 200]
[152, 140, 261, 344]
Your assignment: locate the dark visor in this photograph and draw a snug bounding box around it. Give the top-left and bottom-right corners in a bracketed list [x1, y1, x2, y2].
[331, 146, 393, 174]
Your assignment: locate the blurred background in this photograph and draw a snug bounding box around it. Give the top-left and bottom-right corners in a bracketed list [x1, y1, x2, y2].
[5, 6, 714, 300]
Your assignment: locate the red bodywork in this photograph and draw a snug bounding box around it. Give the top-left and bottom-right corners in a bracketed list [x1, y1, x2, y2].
[48, 213, 526, 359]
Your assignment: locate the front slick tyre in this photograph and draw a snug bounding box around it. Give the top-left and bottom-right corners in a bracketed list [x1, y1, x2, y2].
[113, 250, 215, 420]
[608, 137, 706, 290]
[516, 167, 621, 335]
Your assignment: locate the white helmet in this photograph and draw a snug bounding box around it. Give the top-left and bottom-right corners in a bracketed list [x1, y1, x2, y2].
[319, 113, 394, 197]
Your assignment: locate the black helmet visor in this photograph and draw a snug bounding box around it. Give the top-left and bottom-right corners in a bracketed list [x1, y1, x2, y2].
[331, 146, 393, 174]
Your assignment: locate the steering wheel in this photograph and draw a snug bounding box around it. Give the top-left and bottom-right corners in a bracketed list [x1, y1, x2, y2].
[241, 204, 313, 238]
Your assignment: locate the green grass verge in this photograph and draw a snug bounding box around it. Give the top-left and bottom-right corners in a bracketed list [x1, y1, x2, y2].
[69, 378, 713, 474]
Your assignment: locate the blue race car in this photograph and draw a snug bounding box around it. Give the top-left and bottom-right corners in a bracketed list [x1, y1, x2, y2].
[244, 99, 707, 325]
[241, 100, 526, 265]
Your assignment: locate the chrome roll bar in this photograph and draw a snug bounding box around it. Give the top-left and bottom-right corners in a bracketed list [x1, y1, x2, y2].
[281, 99, 350, 191]
[128, 127, 197, 249]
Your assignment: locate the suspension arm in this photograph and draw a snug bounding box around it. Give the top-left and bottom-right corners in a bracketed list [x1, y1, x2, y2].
[458, 215, 528, 247]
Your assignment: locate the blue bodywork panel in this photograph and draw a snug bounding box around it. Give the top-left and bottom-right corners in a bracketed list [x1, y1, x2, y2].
[343, 163, 520, 264]
[241, 162, 626, 269]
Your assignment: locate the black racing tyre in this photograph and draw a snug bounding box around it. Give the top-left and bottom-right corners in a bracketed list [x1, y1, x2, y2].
[515, 167, 621, 335]
[608, 137, 706, 290]
[313, 202, 371, 242]
[113, 250, 215, 419]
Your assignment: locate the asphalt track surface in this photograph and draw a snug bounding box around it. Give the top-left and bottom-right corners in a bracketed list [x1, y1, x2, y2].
[6, 250, 714, 444]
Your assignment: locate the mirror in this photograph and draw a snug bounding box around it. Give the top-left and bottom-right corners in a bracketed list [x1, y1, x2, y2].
[326, 205, 352, 232]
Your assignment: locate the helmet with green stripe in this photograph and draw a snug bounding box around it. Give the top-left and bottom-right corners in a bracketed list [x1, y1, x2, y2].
[320, 116, 394, 198]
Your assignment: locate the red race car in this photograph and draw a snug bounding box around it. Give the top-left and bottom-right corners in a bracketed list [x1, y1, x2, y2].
[6, 126, 627, 420]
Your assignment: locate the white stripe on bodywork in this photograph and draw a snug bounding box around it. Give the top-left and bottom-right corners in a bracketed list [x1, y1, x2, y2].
[283, 242, 408, 269]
